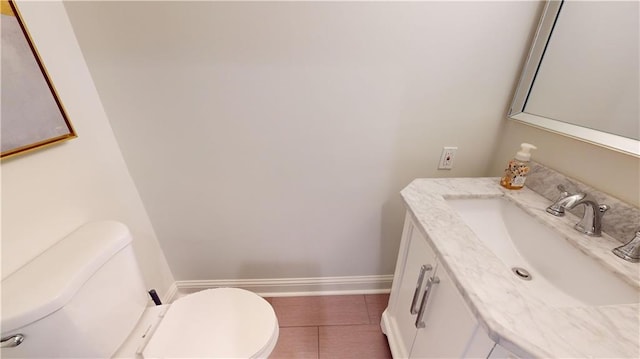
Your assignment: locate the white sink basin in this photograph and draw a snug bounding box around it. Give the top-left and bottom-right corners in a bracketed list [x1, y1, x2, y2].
[446, 197, 638, 307]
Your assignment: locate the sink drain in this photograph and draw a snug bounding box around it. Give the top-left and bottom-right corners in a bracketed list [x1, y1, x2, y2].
[511, 267, 532, 281]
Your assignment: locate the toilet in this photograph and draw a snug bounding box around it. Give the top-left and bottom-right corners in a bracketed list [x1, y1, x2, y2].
[0, 221, 279, 358]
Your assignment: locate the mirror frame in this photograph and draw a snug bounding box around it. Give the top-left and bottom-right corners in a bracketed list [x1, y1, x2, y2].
[508, 0, 640, 157]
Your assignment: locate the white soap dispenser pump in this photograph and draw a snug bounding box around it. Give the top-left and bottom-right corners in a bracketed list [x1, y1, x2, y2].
[500, 143, 537, 190]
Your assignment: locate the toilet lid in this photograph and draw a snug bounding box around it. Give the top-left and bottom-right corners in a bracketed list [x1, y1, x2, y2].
[143, 288, 279, 358]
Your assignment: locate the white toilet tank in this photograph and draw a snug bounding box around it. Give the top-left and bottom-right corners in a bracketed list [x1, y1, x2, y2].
[1, 221, 149, 358]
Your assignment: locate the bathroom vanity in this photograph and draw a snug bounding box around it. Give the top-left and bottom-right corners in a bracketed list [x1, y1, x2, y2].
[381, 178, 640, 358]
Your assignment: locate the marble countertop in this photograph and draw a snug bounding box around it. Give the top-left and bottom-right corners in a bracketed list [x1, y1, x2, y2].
[401, 178, 640, 358]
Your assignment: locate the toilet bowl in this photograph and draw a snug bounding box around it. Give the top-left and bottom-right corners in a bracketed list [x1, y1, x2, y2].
[116, 287, 279, 358]
[0, 221, 279, 358]
[115, 288, 279, 358]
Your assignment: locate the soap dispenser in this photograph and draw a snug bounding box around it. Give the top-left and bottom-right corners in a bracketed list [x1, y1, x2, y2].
[500, 143, 537, 190]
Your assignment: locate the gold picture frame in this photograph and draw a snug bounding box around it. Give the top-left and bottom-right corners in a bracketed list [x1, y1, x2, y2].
[1, 0, 76, 159]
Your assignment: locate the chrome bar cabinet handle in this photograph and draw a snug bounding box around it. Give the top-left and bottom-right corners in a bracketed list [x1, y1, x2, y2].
[410, 264, 432, 315]
[415, 275, 440, 329]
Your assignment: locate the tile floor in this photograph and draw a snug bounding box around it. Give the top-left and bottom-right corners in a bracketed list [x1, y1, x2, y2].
[265, 294, 392, 359]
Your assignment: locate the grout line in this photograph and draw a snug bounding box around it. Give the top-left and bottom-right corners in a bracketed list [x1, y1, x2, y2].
[363, 293, 373, 324]
[279, 322, 373, 329]
[316, 326, 320, 359]
[290, 324, 382, 329]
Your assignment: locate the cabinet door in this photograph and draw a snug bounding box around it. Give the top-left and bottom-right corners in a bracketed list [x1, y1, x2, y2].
[409, 260, 492, 358]
[389, 222, 437, 357]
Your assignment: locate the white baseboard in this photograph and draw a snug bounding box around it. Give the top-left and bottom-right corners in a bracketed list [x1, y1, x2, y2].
[165, 275, 393, 302]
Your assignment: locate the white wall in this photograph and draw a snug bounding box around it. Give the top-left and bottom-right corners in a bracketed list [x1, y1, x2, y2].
[489, 121, 640, 207]
[1, 1, 175, 297]
[64, 1, 542, 280]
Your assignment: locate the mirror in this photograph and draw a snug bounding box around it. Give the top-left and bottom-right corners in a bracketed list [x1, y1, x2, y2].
[509, 0, 639, 157]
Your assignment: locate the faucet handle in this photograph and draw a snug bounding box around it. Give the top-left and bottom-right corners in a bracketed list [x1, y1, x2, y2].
[546, 185, 585, 216]
[612, 230, 640, 263]
[552, 185, 570, 202]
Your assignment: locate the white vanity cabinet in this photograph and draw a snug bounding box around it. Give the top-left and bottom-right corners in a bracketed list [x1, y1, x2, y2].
[381, 213, 497, 358]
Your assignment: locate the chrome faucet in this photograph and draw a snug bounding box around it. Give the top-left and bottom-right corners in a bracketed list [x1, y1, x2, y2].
[564, 198, 609, 236]
[546, 185, 609, 236]
[546, 185, 586, 216]
[612, 231, 640, 263]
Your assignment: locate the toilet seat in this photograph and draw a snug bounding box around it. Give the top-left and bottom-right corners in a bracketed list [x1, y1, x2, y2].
[142, 288, 279, 358]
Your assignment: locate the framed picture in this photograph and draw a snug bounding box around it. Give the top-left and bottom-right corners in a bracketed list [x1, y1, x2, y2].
[1, 0, 76, 159]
